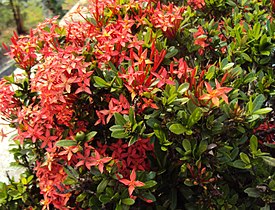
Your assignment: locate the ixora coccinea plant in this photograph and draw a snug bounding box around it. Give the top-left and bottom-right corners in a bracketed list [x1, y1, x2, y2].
[2, 0, 275, 209]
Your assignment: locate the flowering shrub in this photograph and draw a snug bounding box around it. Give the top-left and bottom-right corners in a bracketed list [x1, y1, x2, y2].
[1, 0, 275, 209]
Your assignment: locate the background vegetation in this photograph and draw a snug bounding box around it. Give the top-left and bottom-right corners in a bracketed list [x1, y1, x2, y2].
[0, 0, 77, 69]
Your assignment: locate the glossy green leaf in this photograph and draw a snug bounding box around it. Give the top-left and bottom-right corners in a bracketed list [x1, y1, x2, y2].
[128, 135, 138, 146]
[253, 107, 272, 115]
[197, 140, 208, 156]
[93, 76, 110, 87]
[99, 194, 111, 204]
[252, 94, 265, 113]
[97, 179, 109, 194]
[187, 108, 202, 127]
[114, 113, 127, 125]
[139, 180, 157, 189]
[250, 135, 258, 154]
[222, 63, 234, 71]
[86, 131, 97, 141]
[182, 139, 191, 152]
[121, 198, 135, 205]
[76, 193, 87, 202]
[244, 188, 260, 198]
[129, 107, 135, 125]
[232, 160, 247, 169]
[269, 180, 275, 191]
[165, 46, 179, 59]
[261, 156, 275, 167]
[240, 152, 250, 164]
[169, 123, 186, 135]
[55, 140, 77, 147]
[111, 130, 128, 138]
[178, 83, 189, 94]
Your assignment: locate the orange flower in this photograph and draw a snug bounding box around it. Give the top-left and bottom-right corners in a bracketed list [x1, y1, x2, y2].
[199, 79, 232, 107]
[119, 169, 145, 196]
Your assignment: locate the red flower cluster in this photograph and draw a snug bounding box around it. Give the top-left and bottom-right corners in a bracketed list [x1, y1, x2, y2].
[36, 161, 71, 210]
[149, 2, 184, 38]
[254, 122, 275, 144]
[0, 80, 20, 120]
[187, 0, 205, 9]
[0, 0, 235, 208]
[97, 138, 154, 177]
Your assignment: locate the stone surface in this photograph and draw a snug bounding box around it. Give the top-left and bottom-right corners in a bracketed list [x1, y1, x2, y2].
[0, 120, 21, 184]
[0, 68, 25, 183]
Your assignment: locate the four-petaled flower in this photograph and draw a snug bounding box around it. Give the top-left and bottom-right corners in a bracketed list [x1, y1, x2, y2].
[199, 79, 232, 107]
[89, 150, 112, 173]
[119, 169, 145, 196]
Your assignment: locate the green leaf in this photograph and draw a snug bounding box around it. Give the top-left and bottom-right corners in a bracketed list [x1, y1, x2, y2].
[99, 194, 111, 204]
[250, 135, 258, 154]
[197, 140, 208, 156]
[128, 107, 135, 125]
[154, 126, 167, 143]
[253, 22, 261, 40]
[240, 152, 250, 164]
[184, 179, 194, 186]
[140, 192, 156, 202]
[232, 160, 247, 169]
[93, 76, 110, 87]
[139, 180, 157, 189]
[167, 93, 178, 105]
[55, 140, 77, 147]
[111, 130, 128, 139]
[187, 108, 202, 127]
[122, 198, 135, 205]
[269, 179, 275, 191]
[241, 53, 252, 62]
[261, 204, 271, 210]
[110, 125, 124, 132]
[86, 131, 97, 141]
[108, 61, 118, 72]
[263, 143, 275, 148]
[165, 46, 179, 59]
[253, 107, 272, 115]
[97, 179, 109, 194]
[169, 123, 186, 135]
[128, 135, 138, 146]
[178, 83, 189, 94]
[244, 188, 260, 198]
[252, 94, 265, 113]
[206, 65, 216, 80]
[222, 63, 234, 71]
[76, 193, 87, 202]
[63, 165, 79, 179]
[63, 177, 78, 185]
[114, 113, 127, 125]
[4, 73, 15, 83]
[261, 156, 275, 167]
[182, 139, 191, 152]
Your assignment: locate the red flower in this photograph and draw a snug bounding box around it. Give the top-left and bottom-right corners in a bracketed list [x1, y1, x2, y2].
[152, 67, 175, 88]
[88, 150, 112, 173]
[76, 148, 93, 170]
[119, 169, 145, 196]
[193, 26, 208, 55]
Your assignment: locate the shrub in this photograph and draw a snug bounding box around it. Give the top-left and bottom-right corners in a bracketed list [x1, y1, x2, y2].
[1, 0, 275, 209]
